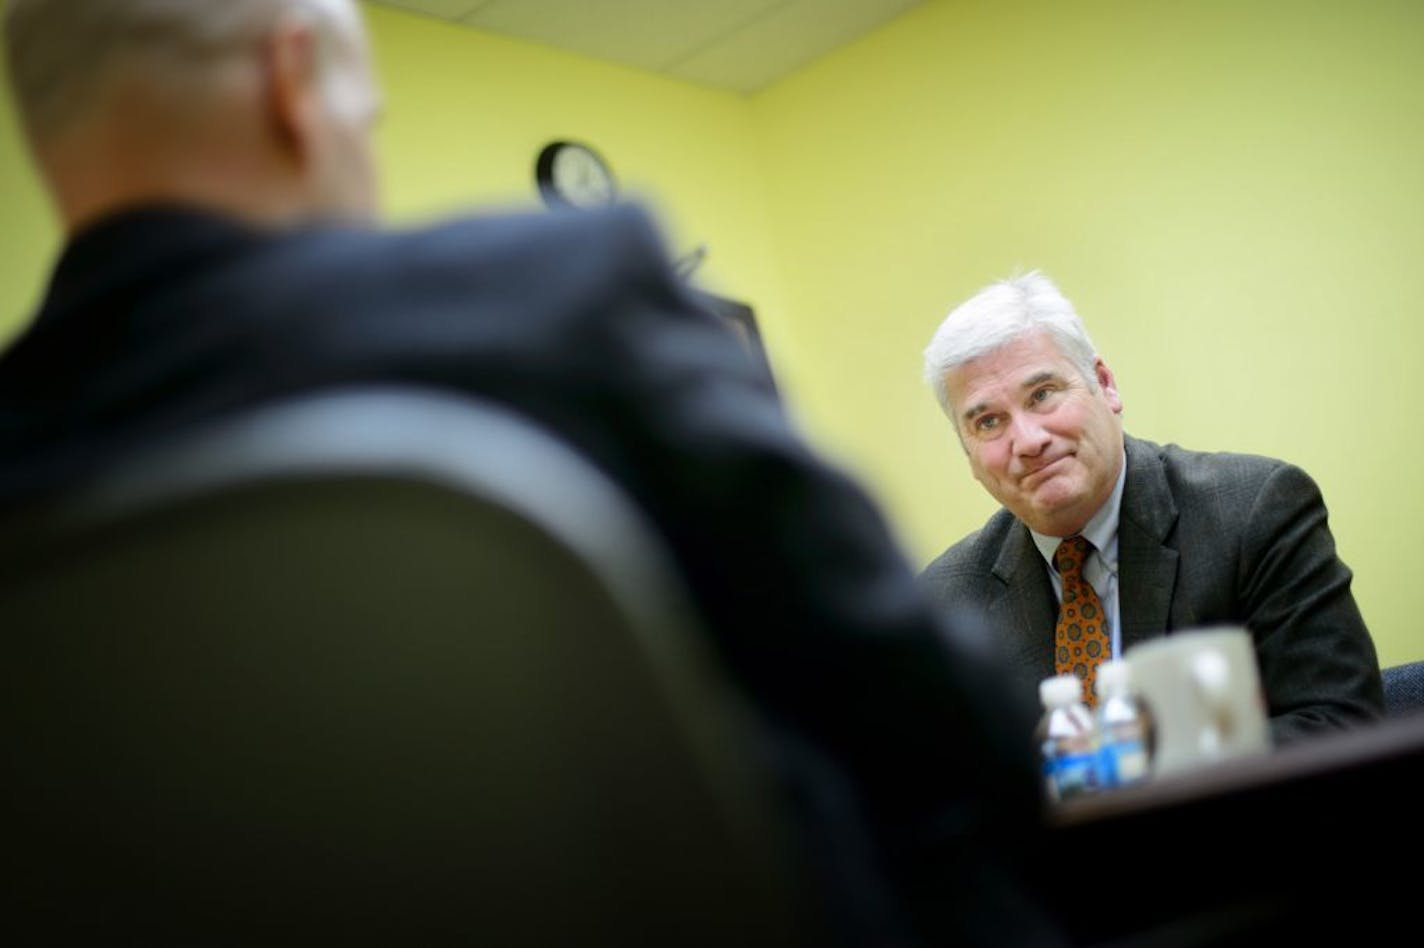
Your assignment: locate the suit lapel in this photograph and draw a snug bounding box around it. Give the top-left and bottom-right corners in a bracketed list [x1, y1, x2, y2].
[1118, 436, 1180, 652]
[991, 523, 1058, 683]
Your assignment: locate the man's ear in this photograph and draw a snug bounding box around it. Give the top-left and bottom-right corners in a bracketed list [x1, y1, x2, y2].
[262, 14, 322, 163]
[1095, 357, 1124, 414]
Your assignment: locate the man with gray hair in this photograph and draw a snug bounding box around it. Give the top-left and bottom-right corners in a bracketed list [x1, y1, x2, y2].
[920, 271, 1382, 740]
[0, 1, 1061, 943]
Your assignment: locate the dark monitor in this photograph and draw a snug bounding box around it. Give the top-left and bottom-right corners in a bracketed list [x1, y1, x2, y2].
[690, 290, 778, 394]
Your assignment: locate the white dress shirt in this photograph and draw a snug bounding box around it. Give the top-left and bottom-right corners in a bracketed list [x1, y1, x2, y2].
[1029, 451, 1128, 659]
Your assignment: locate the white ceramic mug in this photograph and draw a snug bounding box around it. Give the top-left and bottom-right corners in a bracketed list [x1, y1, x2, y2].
[1123, 626, 1270, 777]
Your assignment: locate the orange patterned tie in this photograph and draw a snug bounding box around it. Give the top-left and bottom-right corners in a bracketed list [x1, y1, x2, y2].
[1054, 536, 1110, 707]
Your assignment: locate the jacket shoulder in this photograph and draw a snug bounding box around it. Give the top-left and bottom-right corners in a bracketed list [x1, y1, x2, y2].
[1127, 435, 1319, 533]
[921, 507, 1019, 583]
[232, 205, 688, 342]
[257, 204, 673, 294]
[1145, 438, 1303, 498]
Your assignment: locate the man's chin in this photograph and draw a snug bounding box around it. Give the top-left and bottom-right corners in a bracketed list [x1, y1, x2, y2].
[1022, 490, 1090, 536]
[1028, 477, 1079, 511]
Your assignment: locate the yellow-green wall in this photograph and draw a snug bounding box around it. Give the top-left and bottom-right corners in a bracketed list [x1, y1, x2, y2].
[0, 3, 787, 356]
[3, 0, 1422, 664]
[0, 39, 58, 347]
[753, 0, 1424, 666]
[362, 3, 788, 362]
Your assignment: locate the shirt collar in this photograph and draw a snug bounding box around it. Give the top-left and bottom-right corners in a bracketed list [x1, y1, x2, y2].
[1030, 449, 1128, 567]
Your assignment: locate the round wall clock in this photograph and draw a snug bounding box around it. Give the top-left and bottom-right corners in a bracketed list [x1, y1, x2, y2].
[535, 141, 617, 210]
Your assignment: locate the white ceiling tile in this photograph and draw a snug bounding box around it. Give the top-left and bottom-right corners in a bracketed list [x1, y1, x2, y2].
[668, 0, 922, 93]
[460, 0, 779, 72]
[365, 0, 924, 93]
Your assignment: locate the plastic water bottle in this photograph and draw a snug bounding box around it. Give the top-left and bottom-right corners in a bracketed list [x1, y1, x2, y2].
[1094, 660, 1155, 789]
[1035, 674, 1097, 803]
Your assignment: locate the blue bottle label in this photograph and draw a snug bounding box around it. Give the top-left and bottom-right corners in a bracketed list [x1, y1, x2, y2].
[1044, 750, 1097, 800]
[1099, 739, 1149, 787]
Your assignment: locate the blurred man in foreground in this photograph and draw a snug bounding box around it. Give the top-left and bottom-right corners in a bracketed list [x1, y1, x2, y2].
[0, 1, 1055, 943]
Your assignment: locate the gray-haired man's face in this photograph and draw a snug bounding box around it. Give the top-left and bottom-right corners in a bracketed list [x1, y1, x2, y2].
[945, 329, 1125, 537]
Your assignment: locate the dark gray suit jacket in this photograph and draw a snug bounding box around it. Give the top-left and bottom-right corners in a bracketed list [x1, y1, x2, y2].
[920, 434, 1383, 744]
[0, 204, 1056, 945]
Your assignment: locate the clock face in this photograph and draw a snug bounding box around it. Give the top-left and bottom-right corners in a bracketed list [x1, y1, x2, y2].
[537, 142, 616, 210]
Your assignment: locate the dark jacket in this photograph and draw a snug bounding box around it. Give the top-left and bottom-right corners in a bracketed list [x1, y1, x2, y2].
[921, 434, 1383, 745]
[0, 204, 1055, 945]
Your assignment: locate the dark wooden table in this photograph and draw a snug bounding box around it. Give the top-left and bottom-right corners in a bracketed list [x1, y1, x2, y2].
[1036, 715, 1424, 946]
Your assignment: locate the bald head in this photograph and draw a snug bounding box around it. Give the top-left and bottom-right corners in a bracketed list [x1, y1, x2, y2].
[3, 0, 381, 231]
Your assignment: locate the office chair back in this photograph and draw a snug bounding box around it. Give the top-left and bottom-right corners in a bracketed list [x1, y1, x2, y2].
[0, 388, 806, 945]
[1383, 660, 1424, 717]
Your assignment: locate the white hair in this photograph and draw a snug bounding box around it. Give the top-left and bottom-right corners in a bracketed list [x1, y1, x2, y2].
[3, 0, 362, 136]
[922, 271, 1101, 414]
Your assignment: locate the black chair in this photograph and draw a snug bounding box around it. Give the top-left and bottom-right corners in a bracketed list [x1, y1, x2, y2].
[1383, 660, 1424, 717]
[0, 388, 807, 944]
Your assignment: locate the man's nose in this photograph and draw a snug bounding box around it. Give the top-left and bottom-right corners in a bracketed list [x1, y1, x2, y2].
[1009, 413, 1051, 456]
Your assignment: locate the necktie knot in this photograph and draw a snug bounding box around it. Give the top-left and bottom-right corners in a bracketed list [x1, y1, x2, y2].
[1054, 535, 1093, 577]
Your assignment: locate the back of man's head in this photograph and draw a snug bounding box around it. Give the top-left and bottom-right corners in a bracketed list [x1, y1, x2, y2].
[6, 0, 278, 136]
[4, 0, 380, 231]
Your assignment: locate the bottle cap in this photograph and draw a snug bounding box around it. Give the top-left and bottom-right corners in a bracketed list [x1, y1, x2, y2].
[1095, 660, 1131, 696]
[1040, 673, 1084, 708]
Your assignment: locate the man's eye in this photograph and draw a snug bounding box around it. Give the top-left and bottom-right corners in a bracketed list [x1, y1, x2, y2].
[1031, 387, 1053, 403]
[974, 415, 999, 432]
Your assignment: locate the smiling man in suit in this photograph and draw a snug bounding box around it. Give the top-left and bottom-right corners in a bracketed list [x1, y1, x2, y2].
[920, 271, 1382, 741]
